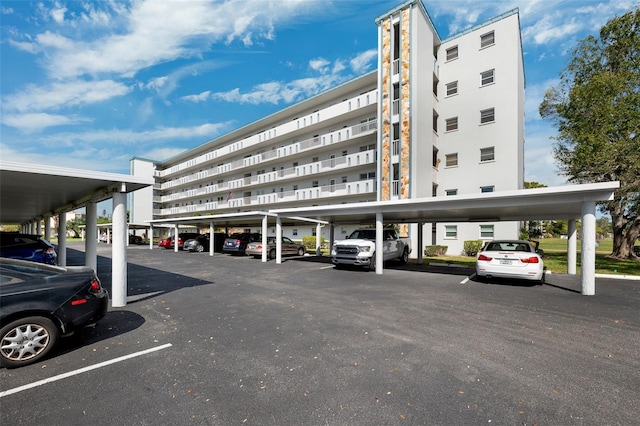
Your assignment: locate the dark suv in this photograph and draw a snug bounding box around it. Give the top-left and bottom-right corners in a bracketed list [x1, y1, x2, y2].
[0, 232, 57, 265]
[223, 233, 262, 255]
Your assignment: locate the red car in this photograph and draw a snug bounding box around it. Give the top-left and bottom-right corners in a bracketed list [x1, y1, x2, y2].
[158, 233, 200, 250]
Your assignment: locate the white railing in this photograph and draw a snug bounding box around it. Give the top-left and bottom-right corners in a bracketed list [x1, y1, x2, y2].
[155, 179, 377, 216]
[158, 120, 377, 191]
[155, 89, 378, 178]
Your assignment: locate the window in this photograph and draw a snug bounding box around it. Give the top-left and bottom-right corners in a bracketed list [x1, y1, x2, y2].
[445, 117, 458, 131]
[480, 31, 495, 48]
[341, 176, 348, 183]
[480, 225, 494, 239]
[293, 229, 298, 236]
[312, 181, 318, 188]
[445, 153, 458, 167]
[446, 81, 458, 96]
[481, 69, 494, 86]
[480, 108, 495, 124]
[480, 147, 495, 162]
[445, 189, 458, 196]
[446, 45, 458, 61]
[481, 186, 495, 193]
[445, 225, 458, 239]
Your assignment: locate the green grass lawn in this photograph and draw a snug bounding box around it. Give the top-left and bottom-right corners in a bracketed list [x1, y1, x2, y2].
[423, 238, 640, 276]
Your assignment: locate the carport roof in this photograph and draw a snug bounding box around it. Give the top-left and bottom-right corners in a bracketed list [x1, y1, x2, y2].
[0, 161, 154, 224]
[269, 182, 620, 224]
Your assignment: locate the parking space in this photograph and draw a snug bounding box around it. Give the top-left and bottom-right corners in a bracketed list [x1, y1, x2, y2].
[1, 242, 639, 425]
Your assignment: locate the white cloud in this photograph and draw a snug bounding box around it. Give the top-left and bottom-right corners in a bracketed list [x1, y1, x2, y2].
[1, 113, 90, 132]
[20, 0, 323, 80]
[4, 80, 130, 113]
[50, 2, 67, 24]
[350, 49, 377, 73]
[309, 58, 330, 73]
[181, 91, 212, 103]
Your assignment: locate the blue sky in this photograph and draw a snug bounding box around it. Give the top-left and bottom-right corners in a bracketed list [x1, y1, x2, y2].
[1, 0, 637, 187]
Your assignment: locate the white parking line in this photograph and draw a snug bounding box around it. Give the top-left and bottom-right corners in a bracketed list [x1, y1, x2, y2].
[460, 273, 476, 284]
[0, 343, 172, 398]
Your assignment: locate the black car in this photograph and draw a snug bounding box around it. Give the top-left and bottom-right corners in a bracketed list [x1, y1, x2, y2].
[223, 233, 262, 255]
[0, 258, 109, 368]
[184, 233, 228, 253]
[0, 232, 57, 265]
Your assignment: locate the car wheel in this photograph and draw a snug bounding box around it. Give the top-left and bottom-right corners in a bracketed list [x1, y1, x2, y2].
[196, 244, 204, 253]
[0, 316, 59, 368]
[369, 254, 376, 271]
[297, 247, 305, 256]
[269, 248, 276, 260]
[399, 248, 409, 264]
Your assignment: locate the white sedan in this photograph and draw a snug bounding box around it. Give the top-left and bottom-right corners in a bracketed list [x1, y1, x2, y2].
[476, 240, 545, 284]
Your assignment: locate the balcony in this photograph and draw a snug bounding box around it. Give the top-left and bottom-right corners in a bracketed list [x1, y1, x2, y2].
[155, 89, 378, 178]
[154, 178, 377, 216]
[156, 149, 377, 204]
[158, 120, 377, 191]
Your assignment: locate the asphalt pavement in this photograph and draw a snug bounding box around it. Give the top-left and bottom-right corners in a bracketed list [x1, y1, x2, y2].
[1, 242, 639, 425]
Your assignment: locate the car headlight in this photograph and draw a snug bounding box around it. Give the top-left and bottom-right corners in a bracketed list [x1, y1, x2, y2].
[358, 246, 371, 253]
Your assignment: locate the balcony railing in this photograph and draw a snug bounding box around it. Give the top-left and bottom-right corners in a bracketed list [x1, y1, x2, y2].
[158, 120, 377, 191]
[156, 149, 376, 204]
[154, 179, 376, 216]
[155, 89, 378, 178]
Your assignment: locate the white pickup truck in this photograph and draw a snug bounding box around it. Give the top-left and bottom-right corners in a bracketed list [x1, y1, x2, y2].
[331, 228, 411, 270]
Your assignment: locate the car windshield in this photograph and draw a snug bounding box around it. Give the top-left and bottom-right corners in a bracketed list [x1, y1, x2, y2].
[486, 242, 532, 252]
[349, 230, 376, 239]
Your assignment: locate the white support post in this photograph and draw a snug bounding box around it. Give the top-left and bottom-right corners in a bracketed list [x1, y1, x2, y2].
[36, 219, 41, 237]
[112, 192, 128, 307]
[375, 212, 383, 275]
[85, 202, 98, 271]
[316, 223, 322, 256]
[276, 216, 282, 264]
[417, 222, 424, 265]
[209, 221, 215, 256]
[44, 216, 51, 240]
[567, 219, 577, 275]
[329, 224, 335, 252]
[174, 224, 179, 253]
[57, 212, 67, 267]
[581, 201, 597, 295]
[149, 225, 154, 250]
[261, 216, 268, 263]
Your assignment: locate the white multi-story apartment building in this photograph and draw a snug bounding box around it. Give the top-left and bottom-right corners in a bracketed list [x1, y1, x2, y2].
[131, 0, 525, 256]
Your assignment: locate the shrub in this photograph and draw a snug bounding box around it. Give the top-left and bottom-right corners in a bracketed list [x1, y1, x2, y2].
[424, 245, 448, 256]
[463, 240, 483, 256]
[302, 236, 326, 251]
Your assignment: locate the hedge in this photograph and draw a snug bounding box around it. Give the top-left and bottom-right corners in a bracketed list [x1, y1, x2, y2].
[463, 240, 483, 256]
[424, 245, 448, 256]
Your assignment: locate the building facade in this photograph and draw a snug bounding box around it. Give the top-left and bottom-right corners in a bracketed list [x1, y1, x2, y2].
[131, 0, 525, 256]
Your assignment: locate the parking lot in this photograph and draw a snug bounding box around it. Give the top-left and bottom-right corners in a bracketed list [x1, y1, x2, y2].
[1, 242, 639, 425]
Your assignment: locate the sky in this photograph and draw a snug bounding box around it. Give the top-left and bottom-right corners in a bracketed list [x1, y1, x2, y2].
[1, 0, 638, 188]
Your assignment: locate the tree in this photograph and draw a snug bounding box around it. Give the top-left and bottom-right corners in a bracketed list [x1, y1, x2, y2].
[67, 216, 86, 238]
[539, 9, 640, 260]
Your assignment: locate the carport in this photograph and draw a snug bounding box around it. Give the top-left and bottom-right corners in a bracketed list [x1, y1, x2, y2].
[147, 211, 328, 261]
[0, 161, 154, 307]
[270, 182, 620, 296]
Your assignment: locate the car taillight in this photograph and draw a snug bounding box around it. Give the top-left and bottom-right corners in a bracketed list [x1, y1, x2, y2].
[520, 257, 540, 264]
[89, 278, 102, 292]
[478, 254, 493, 261]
